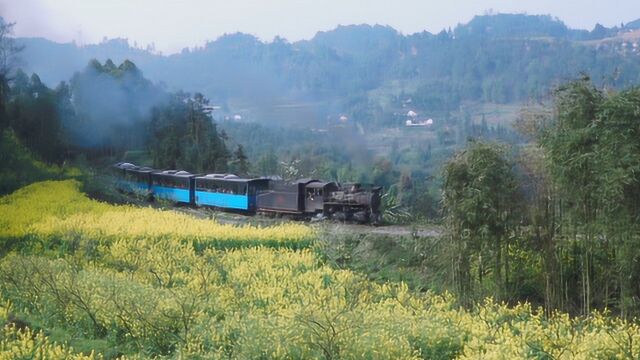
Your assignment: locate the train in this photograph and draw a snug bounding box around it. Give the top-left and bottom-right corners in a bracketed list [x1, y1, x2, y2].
[112, 162, 383, 224]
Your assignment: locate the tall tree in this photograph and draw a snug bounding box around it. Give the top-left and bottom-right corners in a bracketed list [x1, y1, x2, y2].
[5, 70, 68, 163]
[149, 92, 230, 172]
[540, 78, 640, 317]
[0, 19, 22, 130]
[514, 106, 564, 313]
[540, 78, 604, 315]
[442, 140, 522, 302]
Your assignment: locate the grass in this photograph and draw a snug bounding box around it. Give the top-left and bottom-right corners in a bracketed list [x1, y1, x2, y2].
[317, 229, 449, 293]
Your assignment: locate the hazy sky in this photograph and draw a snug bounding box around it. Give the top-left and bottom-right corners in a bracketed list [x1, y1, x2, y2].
[2, 0, 639, 54]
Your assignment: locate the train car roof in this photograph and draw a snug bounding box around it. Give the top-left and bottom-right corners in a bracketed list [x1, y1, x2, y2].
[126, 167, 155, 173]
[306, 181, 338, 189]
[201, 173, 240, 179]
[152, 170, 199, 178]
[195, 176, 269, 184]
[115, 162, 136, 169]
[114, 162, 156, 173]
[294, 178, 319, 185]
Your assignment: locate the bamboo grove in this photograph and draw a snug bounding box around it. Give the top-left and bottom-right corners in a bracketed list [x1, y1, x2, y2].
[442, 78, 640, 318]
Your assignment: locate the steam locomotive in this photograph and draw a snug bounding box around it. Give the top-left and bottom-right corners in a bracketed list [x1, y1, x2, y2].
[113, 163, 382, 224]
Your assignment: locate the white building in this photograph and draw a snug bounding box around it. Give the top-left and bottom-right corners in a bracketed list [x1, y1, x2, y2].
[405, 118, 434, 127]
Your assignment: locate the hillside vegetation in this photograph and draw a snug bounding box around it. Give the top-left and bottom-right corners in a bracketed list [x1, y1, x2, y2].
[0, 129, 79, 195]
[1, 180, 640, 359]
[17, 14, 640, 125]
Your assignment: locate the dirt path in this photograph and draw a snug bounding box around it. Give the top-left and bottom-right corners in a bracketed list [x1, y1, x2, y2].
[176, 205, 443, 238]
[321, 223, 442, 238]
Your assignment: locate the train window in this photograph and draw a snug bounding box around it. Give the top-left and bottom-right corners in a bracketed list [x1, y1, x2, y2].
[154, 176, 188, 189]
[196, 180, 246, 195]
[195, 180, 208, 192]
[196, 180, 237, 194]
[198, 180, 219, 193]
[306, 188, 322, 200]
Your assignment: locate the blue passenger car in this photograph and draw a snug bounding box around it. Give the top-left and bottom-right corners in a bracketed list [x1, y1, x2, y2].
[150, 170, 196, 204]
[113, 163, 153, 194]
[194, 174, 269, 211]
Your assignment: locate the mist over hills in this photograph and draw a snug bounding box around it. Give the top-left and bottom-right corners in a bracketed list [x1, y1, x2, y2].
[14, 13, 640, 127]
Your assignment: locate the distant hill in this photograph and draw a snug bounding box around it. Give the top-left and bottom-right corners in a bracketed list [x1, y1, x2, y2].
[454, 14, 571, 39]
[307, 24, 400, 56]
[627, 18, 640, 30]
[18, 37, 163, 86]
[13, 13, 640, 127]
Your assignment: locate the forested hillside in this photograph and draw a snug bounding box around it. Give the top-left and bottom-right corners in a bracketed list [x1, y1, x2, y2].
[16, 14, 640, 127]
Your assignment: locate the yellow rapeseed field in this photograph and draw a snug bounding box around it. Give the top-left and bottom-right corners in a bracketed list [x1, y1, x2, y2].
[0, 180, 314, 249]
[1, 180, 640, 359]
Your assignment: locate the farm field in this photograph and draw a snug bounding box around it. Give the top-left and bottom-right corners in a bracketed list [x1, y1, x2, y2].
[1, 180, 640, 359]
